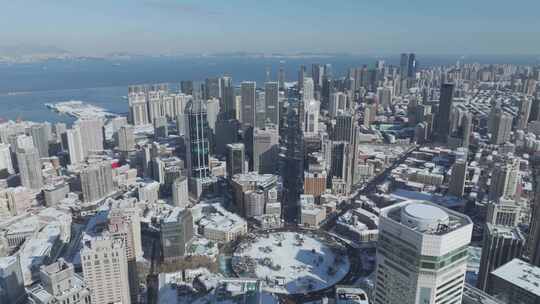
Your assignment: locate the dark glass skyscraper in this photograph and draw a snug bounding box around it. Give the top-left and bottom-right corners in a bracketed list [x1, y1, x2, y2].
[280, 98, 304, 223]
[220, 76, 235, 120]
[407, 53, 416, 78]
[435, 83, 454, 142]
[185, 100, 211, 179]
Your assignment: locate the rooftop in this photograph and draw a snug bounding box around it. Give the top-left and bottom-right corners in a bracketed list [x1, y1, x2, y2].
[383, 200, 471, 235]
[490, 258, 540, 296]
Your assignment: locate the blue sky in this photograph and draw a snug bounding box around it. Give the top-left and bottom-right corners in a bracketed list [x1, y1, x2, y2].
[1, 0, 539, 55]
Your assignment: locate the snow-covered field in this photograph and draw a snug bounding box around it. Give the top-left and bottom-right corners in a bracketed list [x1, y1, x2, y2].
[233, 231, 350, 294]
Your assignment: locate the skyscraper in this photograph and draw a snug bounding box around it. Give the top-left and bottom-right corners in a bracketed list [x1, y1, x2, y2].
[31, 259, 91, 304]
[304, 99, 320, 135]
[489, 158, 520, 201]
[220, 76, 235, 120]
[76, 118, 104, 157]
[298, 65, 306, 90]
[214, 119, 240, 156]
[16, 146, 42, 190]
[172, 176, 189, 208]
[0, 143, 14, 175]
[81, 238, 131, 304]
[30, 123, 50, 158]
[278, 65, 285, 91]
[373, 201, 472, 304]
[449, 157, 468, 197]
[280, 99, 305, 223]
[205, 77, 221, 99]
[490, 107, 513, 145]
[517, 96, 532, 130]
[226, 143, 246, 178]
[400, 53, 409, 77]
[80, 161, 114, 202]
[435, 83, 455, 142]
[66, 126, 85, 165]
[477, 224, 526, 291]
[407, 53, 417, 78]
[117, 125, 135, 152]
[185, 99, 211, 180]
[0, 256, 26, 304]
[302, 77, 314, 101]
[253, 126, 279, 174]
[240, 81, 256, 129]
[160, 208, 194, 263]
[530, 187, 540, 267]
[128, 93, 149, 125]
[264, 82, 279, 125]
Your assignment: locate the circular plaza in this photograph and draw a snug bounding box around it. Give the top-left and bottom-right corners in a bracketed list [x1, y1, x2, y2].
[232, 230, 351, 295]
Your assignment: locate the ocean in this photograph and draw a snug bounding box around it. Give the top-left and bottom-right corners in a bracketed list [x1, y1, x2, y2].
[0, 54, 538, 123]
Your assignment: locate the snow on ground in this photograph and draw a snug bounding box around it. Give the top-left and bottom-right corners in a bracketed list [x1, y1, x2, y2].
[233, 231, 350, 294]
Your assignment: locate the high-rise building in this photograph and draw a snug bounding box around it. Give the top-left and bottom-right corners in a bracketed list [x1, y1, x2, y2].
[219, 76, 235, 120]
[435, 83, 454, 142]
[185, 100, 211, 180]
[278, 66, 285, 90]
[226, 143, 246, 178]
[298, 65, 306, 90]
[66, 126, 85, 165]
[280, 99, 305, 223]
[477, 224, 526, 291]
[153, 116, 168, 138]
[160, 208, 194, 263]
[407, 53, 417, 78]
[311, 64, 324, 91]
[373, 201, 473, 304]
[30, 123, 50, 158]
[253, 126, 279, 174]
[486, 197, 522, 227]
[530, 188, 540, 267]
[304, 99, 320, 135]
[489, 158, 520, 201]
[490, 108, 513, 145]
[80, 161, 114, 202]
[76, 118, 104, 157]
[487, 259, 540, 303]
[0, 256, 26, 304]
[29, 259, 91, 304]
[303, 77, 314, 101]
[180, 80, 194, 95]
[172, 176, 189, 208]
[117, 125, 135, 152]
[329, 92, 348, 118]
[128, 93, 149, 125]
[16, 146, 42, 190]
[206, 97, 220, 132]
[205, 77, 221, 99]
[517, 96, 532, 130]
[255, 91, 266, 129]
[449, 157, 468, 197]
[138, 181, 160, 204]
[264, 82, 279, 125]
[214, 119, 240, 156]
[400, 53, 409, 77]
[240, 81, 256, 129]
[331, 112, 356, 142]
[109, 203, 143, 259]
[0, 144, 14, 175]
[81, 238, 131, 304]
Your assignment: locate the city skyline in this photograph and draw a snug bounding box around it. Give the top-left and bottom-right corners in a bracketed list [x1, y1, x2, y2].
[1, 0, 540, 56]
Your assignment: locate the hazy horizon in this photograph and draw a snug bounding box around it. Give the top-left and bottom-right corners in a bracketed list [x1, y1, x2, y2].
[1, 0, 539, 57]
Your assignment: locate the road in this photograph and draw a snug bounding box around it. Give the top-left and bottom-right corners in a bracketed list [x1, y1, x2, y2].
[321, 145, 418, 231]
